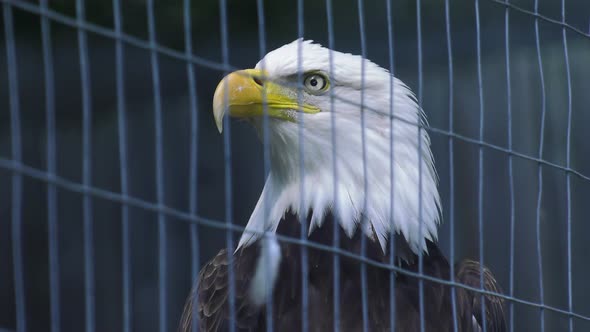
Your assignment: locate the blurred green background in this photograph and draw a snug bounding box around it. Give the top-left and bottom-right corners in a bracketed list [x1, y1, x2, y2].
[1, 0, 590, 331]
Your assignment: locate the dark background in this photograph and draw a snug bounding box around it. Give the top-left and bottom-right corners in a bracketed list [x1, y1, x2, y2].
[1, 0, 590, 331]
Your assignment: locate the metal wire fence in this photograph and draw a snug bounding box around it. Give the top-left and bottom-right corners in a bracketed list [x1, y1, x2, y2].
[2, 0, 590, 331]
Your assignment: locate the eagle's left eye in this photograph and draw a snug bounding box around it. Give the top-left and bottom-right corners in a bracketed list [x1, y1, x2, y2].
[303, 73, 328, 94]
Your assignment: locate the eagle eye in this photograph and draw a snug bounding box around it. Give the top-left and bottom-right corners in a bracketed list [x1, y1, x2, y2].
[303, 72, 329, 95]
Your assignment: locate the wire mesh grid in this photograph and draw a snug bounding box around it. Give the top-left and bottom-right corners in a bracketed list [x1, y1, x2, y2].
[2, 0, 590, 331]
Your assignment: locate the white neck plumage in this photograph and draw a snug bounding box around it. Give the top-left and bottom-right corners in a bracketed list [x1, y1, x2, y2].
[237, 80, 441, 255]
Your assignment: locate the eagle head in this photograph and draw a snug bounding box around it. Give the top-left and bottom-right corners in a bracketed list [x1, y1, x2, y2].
[212, 39, 440, 255]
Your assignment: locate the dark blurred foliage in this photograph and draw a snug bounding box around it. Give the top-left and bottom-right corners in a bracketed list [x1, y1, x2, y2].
[1, 0, 590, 331]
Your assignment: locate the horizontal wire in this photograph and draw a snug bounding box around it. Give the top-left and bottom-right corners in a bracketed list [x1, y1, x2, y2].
[2, 0, 590, 185]
[1, 157, 590, 323]
[429, 127, 590, 182]
[2, 0, 588, 69]
[0, 0, 234, 72]
[488, 0, 590, 39]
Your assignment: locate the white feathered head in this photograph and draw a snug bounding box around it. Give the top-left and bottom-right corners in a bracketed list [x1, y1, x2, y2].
[213, 40, 440, 254]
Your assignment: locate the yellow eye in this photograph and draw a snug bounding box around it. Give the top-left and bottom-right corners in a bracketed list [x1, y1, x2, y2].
[303, 73, 328, 94]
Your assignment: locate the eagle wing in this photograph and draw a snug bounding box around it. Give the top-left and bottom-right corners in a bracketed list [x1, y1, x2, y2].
[179, 247, 263, 332]
[455, 259, 506, 332]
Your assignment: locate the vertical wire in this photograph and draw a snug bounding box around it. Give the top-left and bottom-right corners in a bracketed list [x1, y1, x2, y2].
[561, 0, 573, 330]
[416, 0, 425, 330]
[146, 1, 167, 331]
[295, 2, 309, 332]
[444, 0, 458, 329]
[38, 1, 62, 330]
[218, 0, 236, 331]
[4, 4, 26, 332]
[324, 0, 340, 330]
[416, 121, 425, 332]
[504, 2, 515, 331]
[76, 0, 96, 330]
[253, 1, 273, 330]
[112, 0, 132, 330]
[474, 0, 487, 330]
[40, 1, 57, 331]
[356, 0, 369, 331]
[385, 0, 396, 330]
[183, 1, 200, 331]
[533, 0, 546, 330]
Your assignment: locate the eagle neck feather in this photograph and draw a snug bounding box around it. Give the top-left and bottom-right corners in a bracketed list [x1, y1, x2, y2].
[238, 108, 440, 255]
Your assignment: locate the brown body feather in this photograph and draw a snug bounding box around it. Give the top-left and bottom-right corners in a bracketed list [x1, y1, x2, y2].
[180, 213, 505, 332]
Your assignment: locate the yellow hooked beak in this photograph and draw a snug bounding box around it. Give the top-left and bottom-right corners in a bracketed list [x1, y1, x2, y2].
[212, 69, 321, 133]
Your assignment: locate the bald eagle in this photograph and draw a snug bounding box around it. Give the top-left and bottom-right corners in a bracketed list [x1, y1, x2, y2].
[180, 40, 505, 332]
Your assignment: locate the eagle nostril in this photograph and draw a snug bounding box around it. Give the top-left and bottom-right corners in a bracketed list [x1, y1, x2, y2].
[253, 76, 264, 87]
